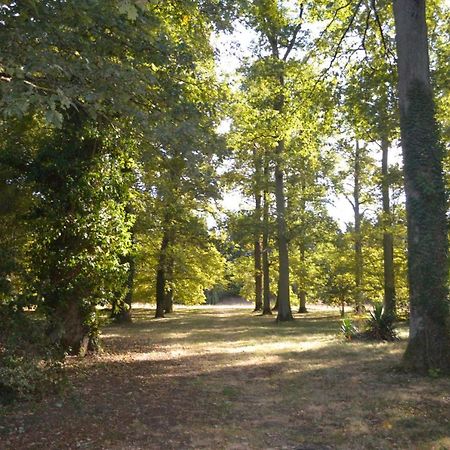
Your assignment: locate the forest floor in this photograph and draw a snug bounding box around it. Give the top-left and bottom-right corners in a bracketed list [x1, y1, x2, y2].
[1, 305, 449, 450]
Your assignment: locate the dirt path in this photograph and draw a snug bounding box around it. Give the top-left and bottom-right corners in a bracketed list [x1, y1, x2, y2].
[1, 306, 449, 449]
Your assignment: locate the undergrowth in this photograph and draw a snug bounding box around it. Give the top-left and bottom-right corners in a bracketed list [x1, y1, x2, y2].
[0, 303, 66, 405]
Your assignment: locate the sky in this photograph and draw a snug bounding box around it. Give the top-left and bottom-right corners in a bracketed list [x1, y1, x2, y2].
[209, 17, 404, 231]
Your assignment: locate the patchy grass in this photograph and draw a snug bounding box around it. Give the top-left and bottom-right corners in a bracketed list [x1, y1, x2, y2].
[1, 305, 449, 449]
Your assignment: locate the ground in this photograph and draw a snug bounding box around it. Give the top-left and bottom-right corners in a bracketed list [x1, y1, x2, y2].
[1, 304, 449, 450]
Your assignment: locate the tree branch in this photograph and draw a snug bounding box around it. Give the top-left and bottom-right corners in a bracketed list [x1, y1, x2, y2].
[321, 0, 364, 79]
[370, 0, 396, 65]
[282, 3, 304, 61]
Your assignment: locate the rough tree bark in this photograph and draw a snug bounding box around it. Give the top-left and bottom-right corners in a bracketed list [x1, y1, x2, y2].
[50, 301, 92, 356]
[393, 0, 450, 373]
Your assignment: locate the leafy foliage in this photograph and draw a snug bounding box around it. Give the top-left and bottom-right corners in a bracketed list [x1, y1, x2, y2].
[340, 318, 359, 341]
[0, 305, 65, 404]
[363, 303, 398, 342]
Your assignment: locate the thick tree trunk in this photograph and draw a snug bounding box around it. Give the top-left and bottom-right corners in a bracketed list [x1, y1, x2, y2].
[353, 141, 364, 314]
[155, 232, 169, 318]
[50, 301, 92, 356]
[393, 0, 450, 373]
[381, 138, 396, 319]
[262, 161, 272, 315]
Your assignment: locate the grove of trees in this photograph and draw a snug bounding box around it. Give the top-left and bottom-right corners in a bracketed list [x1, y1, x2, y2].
[1, 0, 449, 400]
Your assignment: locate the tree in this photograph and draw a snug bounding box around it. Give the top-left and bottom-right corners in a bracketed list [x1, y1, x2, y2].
[393, 0, 450, 373]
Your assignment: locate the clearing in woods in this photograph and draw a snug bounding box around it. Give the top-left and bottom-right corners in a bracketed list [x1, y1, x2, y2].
[1, 305, 449, 449]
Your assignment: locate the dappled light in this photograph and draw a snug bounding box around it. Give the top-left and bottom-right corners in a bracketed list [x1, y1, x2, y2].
[3, 306, 449, 449]
[1, 1, 449, 449]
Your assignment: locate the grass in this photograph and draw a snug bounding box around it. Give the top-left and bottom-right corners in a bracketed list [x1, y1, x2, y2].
[1, 304, 449, 449]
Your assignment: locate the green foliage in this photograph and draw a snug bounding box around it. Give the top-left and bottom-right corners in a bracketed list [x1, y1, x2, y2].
[340, 318, 358, 341]
[363, 303, 398, 342]
[0, 305, 65, 404]
[26, 117, 136, 349]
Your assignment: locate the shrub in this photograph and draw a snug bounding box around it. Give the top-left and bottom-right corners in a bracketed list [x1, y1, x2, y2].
[340, 318, 358, 340]
[0, 304, 65, 404]
[363, 303, 398, 341]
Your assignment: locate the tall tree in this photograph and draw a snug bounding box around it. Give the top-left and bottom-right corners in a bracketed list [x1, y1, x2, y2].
[393, 0, 450, 373]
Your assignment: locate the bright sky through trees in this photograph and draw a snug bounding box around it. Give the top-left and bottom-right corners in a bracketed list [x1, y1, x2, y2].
[212, 25, 404, 229]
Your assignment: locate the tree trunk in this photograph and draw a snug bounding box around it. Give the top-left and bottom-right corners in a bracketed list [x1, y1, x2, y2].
[262, 159, 272, 315]
[272, 64, 292, 322]
[254, 236, 263, 312]
[253, 148, 263, 312]
[340, 301, 345, 318]
[272, 294, 279, 311]
[111, 232, 135, 323]
[393, 0, 450, 373]
[50, 301, 92, 356]
[298, 246, 308, 313]
[274, 143, 292, 321]
[155, 231, 169, 319]
[164, 257, 174, 314]
[298, 290, 307, 314]
[164, 288, 174, 314]
[353, 140, 364, 314]
[381, 138, 396, 319]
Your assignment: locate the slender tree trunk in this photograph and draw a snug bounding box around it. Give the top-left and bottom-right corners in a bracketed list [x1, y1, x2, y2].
[274, 143, 292, 321]
[393, 0, 450, 373]
[272, 65, 292, 322]
[122, 255, 135, 321]
[262, 160, 272, 315]
[381, 138, 396, 319]
[353, 140, 364, 314]
[155, 231, 169, 318]
[164, 257, 174, 314]
[298, 246, 308, 313]
[253, 148, 263, 311]
[254, 236, 263, 312]
[298, 290, 307, 314]
[164, 288, 174, 314]
[340, 301, 345, 318]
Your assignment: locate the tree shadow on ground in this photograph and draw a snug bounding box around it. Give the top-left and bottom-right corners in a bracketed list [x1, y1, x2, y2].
[1, 307, 449, 450]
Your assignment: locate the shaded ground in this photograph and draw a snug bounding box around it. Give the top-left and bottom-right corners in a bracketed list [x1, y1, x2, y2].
[1, 305, 449, 449]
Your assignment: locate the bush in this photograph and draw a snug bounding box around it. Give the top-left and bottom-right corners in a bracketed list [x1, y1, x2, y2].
[0, 304, 65, 404]
[340, 318, 358, 340]
[363, 303, 398, 341]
